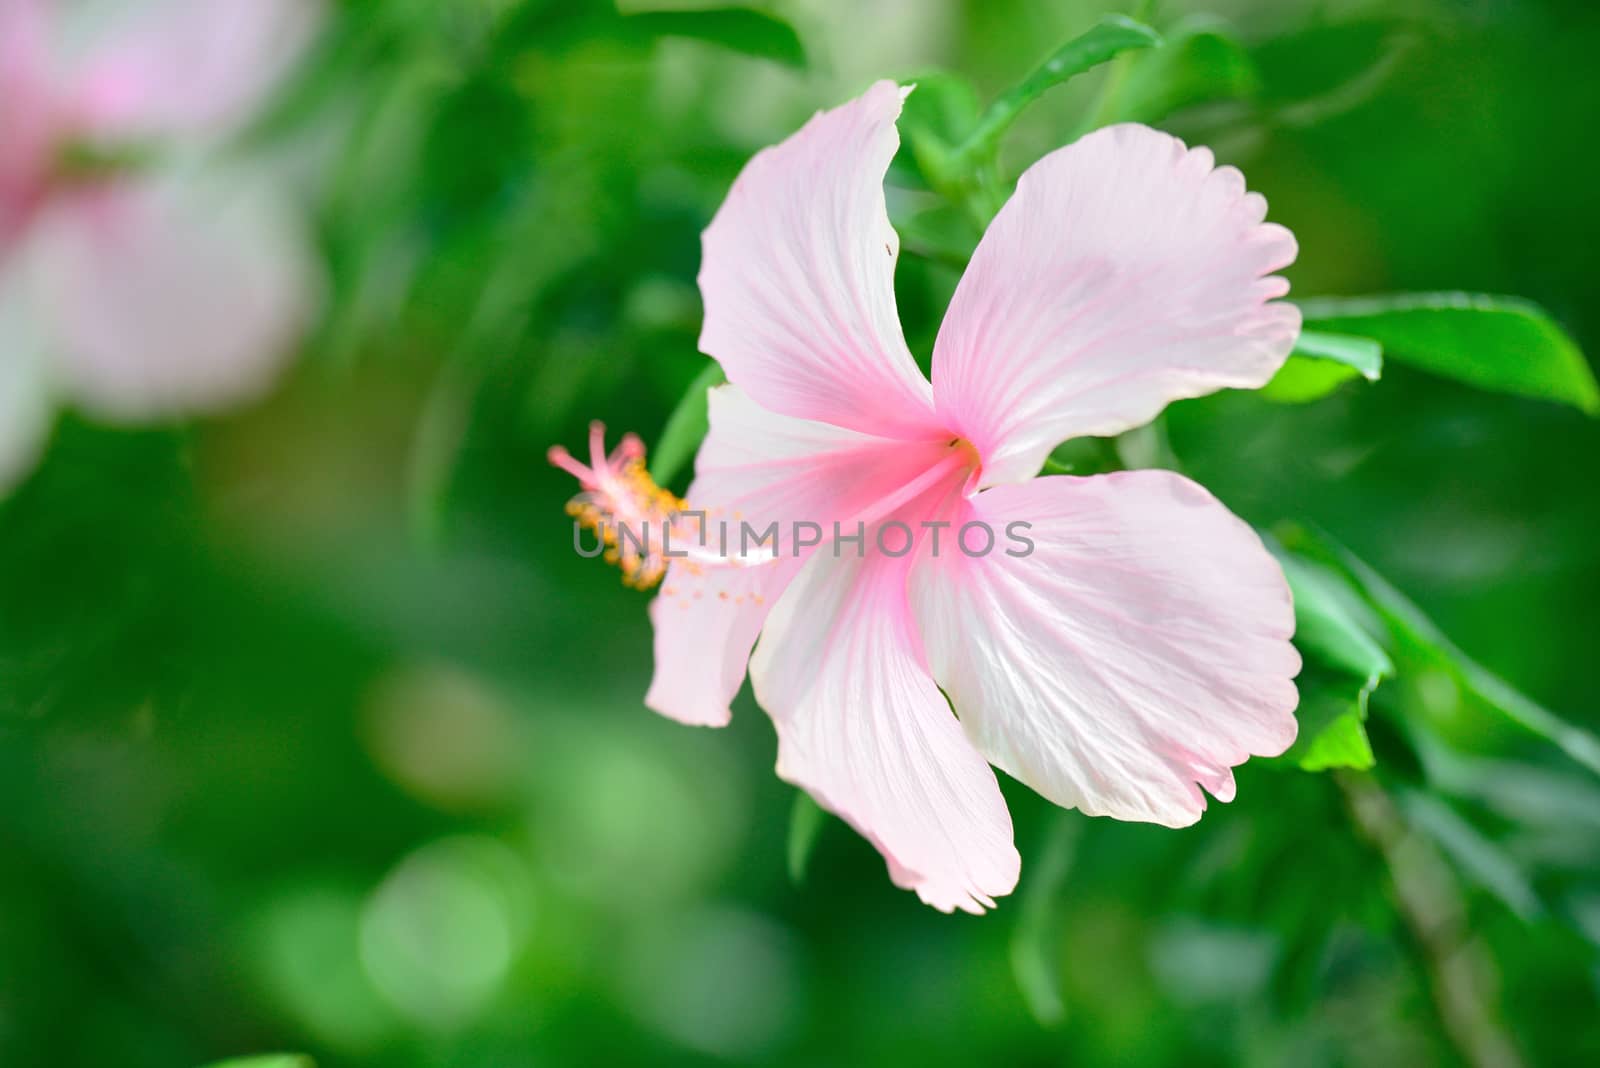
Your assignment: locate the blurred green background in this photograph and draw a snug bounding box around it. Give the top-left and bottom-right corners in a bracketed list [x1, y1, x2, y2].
[3, 0, 1600, 1065]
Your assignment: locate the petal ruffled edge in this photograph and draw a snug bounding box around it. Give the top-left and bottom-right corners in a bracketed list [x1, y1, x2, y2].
[932, 123, 1299, 486]
[912, 471, 1300, 827]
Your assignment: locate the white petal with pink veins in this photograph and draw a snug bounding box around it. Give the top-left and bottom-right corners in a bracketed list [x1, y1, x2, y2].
[27, 168, 317, 421]
[932, 123, 1300, 487]
[697, 80, 939, 439]
[751, 549, 1019, 913]
[912, 472, 1300, 827]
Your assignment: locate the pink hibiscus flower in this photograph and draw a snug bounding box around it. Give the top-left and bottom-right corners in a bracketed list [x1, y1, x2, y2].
[559, 81, 1303, 913]
[0, 0, 320, 492]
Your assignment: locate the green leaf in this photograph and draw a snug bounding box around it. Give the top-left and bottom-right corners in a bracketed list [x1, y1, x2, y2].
[1260, 330, 1383, 403]
[949, 16, 1161, 172]
[1260, 359, 1363, 404]
[897, 71, 983, 193]
[1280, 523, 1600, 778]
[787, 789, 827, 882]
[1285, 555, 1391, 682]
[622, 8, 806, 69]
[1272, 551, 1393, 771]
[1294, 329, 1385, 377]
[1116, 18, 1260, 124]
[902, 72, 982, 145]
[649, 362, 725, 488]
[1294, 696, 1375, 771]
[1299, 293, 1599, 415]
[198, 1056, 315, 1068]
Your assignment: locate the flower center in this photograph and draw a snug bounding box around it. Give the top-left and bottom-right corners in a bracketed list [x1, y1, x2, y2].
[948, 435, 984, 493]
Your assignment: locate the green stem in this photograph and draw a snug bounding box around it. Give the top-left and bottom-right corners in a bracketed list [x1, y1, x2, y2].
[946, 16, 1161, 175]
[1338, 771, 1526, 1068]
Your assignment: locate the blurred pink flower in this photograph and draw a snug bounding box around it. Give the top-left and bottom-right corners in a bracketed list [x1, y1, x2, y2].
[0, 0, 320, 491]
[648, 82, 1303, 912]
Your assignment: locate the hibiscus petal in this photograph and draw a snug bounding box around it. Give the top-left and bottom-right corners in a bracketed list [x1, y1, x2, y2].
[687, 384, 952, 538]
[698, 79, 939, 439]
[911, 472, 1300, 827]
[76, 0, 319, 136]
[27, 169, 316, 421]
[751, 549, 1019, 913]
[0, 0, 46, 101]
[644, 385, 951, 726]
[932, 124, 1300, 486]
[646, 557, 795, 728]
[0, 0, 52, 237]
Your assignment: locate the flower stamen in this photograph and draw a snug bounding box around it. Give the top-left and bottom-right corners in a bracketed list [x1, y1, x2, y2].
[550, 422, 685, 590]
